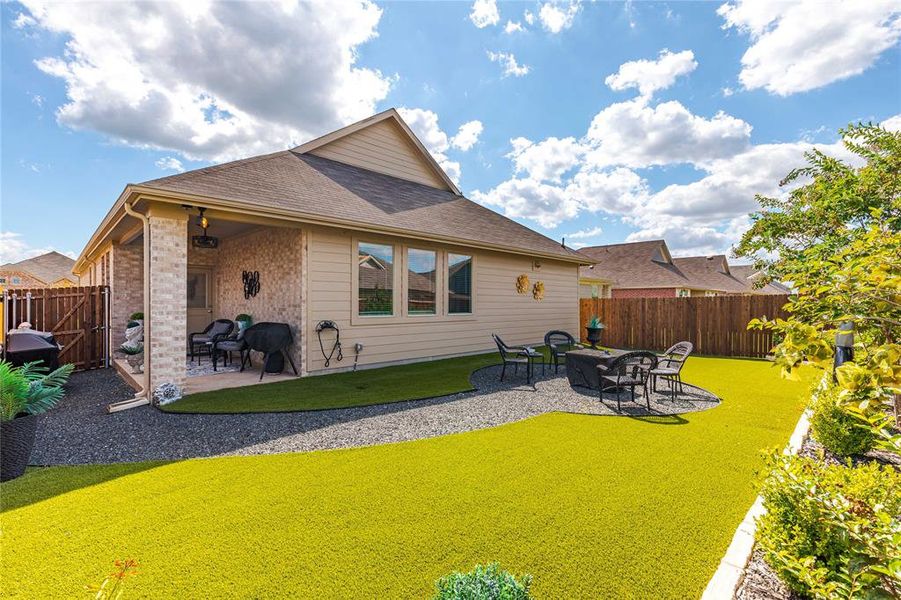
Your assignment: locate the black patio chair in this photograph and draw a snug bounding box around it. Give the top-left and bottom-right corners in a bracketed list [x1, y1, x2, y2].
[544, 330, 579, 374]
[598, 351, 658, 411]
[189, 319, 235, 363]
[492, 334, 542, 384]
[651, 341, 693, 401]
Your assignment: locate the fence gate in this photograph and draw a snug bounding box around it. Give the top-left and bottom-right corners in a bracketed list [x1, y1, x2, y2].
[2, 286, 110, 370]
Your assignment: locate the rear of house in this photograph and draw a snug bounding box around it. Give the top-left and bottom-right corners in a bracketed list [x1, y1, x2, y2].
[74, 109, 586, 398]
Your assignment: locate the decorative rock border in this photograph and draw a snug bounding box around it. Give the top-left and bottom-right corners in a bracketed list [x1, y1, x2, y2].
[700, 409, 812, 600]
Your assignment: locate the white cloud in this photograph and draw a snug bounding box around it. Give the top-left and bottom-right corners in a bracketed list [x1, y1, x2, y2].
[585, 99, 752, 169]
[719, 0, 901, 96]
[19, 0, 392, 163]
[450, 120, 484, 151]
[538, 1, 581, 33]
[0, 232, 76, 264]
[524, 10, 535, 25]
[605, 49, 697, 98]
[507, 136, 585, 182]
[882, 114, 901, 132]
[504, 20, 524, 33]
[469, 0, 500, 28]
[721, 87, 734, 97]
[398, 108, 482, 184]
[566, 167, 648, 215]
[566, 226, 603, 239]
[30, 93, 44, 107]
[155, 156, 184, 172]
[472, 178, 580, 228]
[487, 51, 530, 77]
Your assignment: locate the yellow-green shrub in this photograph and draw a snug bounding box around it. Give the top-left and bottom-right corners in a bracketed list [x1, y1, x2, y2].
[810, 386, 876, 457]
[756, 453, 901, 599]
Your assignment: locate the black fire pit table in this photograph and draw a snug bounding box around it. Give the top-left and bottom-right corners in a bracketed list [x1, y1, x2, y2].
[564, 347, 629, 390]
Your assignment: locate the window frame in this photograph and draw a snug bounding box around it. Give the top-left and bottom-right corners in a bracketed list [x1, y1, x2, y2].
[355, 239, 400, 320]
[351, 237, 476, 325]
[446, 252, 474, 316]
[405, 246, 440, 318]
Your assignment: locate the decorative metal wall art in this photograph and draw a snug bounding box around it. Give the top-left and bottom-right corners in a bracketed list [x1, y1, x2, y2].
[242, 270, 261, 299]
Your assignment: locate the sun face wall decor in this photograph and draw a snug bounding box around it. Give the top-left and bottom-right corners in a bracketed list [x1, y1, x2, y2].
[532, 281, 545, 301]
[516, 274, 530, 294]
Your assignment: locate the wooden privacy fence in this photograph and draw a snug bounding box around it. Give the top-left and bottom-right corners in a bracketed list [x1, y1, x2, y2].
[2, 286, 110, 370]
[579, 294, 792, 358]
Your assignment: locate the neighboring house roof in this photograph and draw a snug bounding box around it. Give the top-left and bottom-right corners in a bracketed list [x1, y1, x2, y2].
[671, 255, 749, 294]
[0, 251, 77, 286]
[729, 264, 793, 294]
[137, 150, 585, 264]
[578, 240, 792, 294]
[578, 240, 696, 290]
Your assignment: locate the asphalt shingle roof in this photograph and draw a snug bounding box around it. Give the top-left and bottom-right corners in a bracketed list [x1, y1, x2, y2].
[140, 151, 585, 262]
[1, 251, 77, 285]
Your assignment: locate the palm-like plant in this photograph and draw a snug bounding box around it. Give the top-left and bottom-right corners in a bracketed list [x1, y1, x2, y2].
[0, 361, 74, 422]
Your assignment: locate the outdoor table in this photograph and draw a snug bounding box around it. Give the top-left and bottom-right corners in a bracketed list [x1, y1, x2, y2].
[565, 348, 629, 390]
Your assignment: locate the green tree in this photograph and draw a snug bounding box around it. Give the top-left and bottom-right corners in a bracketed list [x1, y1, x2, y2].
[735, 123, 901, 451]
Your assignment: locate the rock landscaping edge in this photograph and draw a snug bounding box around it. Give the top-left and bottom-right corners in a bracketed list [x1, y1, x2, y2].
[700, 408, 812, 600]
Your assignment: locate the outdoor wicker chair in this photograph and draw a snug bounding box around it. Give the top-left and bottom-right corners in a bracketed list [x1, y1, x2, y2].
[211, 327, 250, 372]
[492, 334, 542, 384]
[598, 351, 658, 411]
[189, 319, 235, 363]
[650, 341, 693, 401]
[544, 330, 579, 374]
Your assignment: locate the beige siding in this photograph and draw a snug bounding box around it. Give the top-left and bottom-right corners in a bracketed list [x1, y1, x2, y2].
[306, 225, 579, 373]
[309, 119, 448, 190]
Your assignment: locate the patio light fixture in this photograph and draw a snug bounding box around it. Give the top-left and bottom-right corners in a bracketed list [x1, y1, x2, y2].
[190, 207, 219, 249]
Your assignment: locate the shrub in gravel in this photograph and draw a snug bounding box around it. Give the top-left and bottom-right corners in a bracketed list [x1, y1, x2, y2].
[756, 453, 901, 599]
[809, 386, 876, 457]
[434, 563, 532, 600]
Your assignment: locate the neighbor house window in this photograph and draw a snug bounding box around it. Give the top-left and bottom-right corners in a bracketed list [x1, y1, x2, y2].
[407, 248, 436, 315]
[448, 253, 472, 314]
[358, 242, 394, 316]
[11, 277, 21, 285]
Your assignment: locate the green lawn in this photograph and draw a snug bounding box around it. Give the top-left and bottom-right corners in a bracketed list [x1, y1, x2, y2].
[165, 351, 505, 413]
[1, 357, 812, 598]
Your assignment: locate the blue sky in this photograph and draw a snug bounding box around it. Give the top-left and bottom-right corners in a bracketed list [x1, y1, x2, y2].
[2, 0, 899, 263]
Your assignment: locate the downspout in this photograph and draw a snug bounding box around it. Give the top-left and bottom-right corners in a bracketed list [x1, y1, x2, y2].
[108, 200, 152, 412]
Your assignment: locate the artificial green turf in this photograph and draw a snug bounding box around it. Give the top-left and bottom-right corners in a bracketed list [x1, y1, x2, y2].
[1, 357, 812, 598]
[164, 351, 504, 413]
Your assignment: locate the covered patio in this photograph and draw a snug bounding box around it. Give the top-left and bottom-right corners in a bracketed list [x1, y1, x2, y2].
[94, 200, 305, 407]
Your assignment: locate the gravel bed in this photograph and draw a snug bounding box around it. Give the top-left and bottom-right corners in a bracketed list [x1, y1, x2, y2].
[32, 364, 720, 465]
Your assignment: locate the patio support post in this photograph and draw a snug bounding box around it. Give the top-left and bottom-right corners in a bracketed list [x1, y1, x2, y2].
[147, 203, 188, 395]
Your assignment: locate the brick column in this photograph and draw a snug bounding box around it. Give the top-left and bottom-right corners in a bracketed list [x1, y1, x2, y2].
[110, 242, 143, 348]
[148, 210, 188, 393]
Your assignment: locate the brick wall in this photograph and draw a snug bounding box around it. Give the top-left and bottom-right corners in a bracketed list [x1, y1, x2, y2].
[110, 242, 143, 347]
[611, 287, 677, 299]
[214, 227, 304, 370]
[148, 215, 187, 392]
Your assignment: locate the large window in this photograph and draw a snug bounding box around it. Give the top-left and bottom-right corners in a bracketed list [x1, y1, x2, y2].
[448, 253, 472, 314]
[407, 248, 436, 315]
[358, 242, 394, 316]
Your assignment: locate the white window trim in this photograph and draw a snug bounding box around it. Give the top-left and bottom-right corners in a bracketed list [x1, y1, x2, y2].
[351, 237, 476, 326]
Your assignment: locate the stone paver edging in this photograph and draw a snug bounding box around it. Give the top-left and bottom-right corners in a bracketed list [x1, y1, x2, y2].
[700, 409, 812, 600]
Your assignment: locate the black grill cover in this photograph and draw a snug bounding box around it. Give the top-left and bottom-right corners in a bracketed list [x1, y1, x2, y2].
[243, 322, 293, 373]
[6, 332, 61, 370]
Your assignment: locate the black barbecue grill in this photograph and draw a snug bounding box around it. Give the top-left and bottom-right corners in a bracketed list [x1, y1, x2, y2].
[242, 322, 299, 380]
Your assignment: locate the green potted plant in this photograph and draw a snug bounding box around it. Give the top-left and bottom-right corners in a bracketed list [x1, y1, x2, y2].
[120, 342, 144, 374]
[235, 313, 253, 335]
[585, 316, 605, 349]
[0, 360, 74, 481]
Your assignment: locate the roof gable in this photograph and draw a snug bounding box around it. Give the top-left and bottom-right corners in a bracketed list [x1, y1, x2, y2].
[0, 251, 76, 285]
[293, 108, 460, 195]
